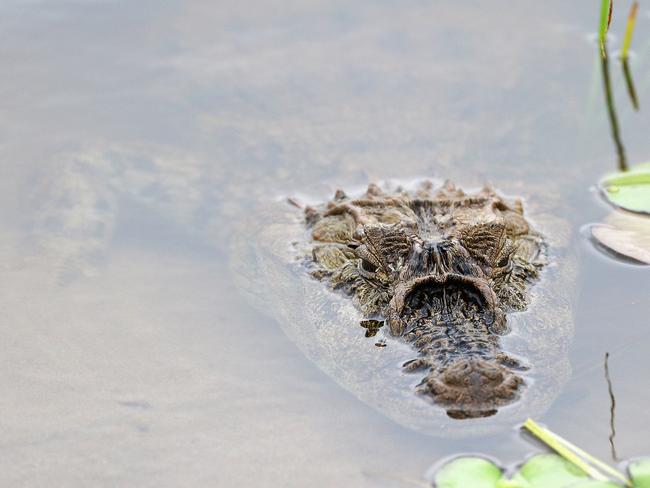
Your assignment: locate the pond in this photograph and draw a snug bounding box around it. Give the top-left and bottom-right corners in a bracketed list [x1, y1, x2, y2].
[1, 0, 649, 486]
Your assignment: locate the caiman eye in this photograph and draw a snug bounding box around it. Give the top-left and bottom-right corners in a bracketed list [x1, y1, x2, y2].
[359, 258, 378, 274]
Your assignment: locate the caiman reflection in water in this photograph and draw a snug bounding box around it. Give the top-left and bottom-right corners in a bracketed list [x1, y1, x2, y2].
[306, 181, 546, 419]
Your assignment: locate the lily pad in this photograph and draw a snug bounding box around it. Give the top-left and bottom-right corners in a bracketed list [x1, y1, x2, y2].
[590, 212, 650, 265]
[509, 454, 590, 488]
[432, 453, 634, 488]
[599, 162, 650, 215]
[568, 482, 621, 487]
[433, 457, 503, 488]
[629, 458, 650, 487]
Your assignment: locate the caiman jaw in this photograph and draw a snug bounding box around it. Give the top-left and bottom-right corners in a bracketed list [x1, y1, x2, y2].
[386, 273, 506, 337]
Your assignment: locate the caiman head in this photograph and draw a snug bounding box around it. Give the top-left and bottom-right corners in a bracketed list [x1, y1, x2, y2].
[306, 181, 546, 419]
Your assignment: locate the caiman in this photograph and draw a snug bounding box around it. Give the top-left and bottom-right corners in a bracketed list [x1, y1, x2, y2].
[233, 179, 574, 436]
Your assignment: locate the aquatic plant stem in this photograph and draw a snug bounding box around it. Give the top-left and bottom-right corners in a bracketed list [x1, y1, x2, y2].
[622, 60, 640, 110]
[604, 352, 619, 461]
[523, 419, 631, 486]
[601, 46, 628, 171]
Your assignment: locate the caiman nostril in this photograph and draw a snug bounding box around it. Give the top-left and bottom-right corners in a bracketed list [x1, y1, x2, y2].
[430, 358, 522, 413]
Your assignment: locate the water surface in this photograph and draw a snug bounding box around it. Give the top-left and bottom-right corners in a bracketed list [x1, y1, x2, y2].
[1, 1, 649, 486]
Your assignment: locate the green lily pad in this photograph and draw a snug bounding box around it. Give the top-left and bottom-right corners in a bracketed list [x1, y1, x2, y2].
[629, 458, 650, 487]
[568, 482, 621, 487]
[600, 162, 650, 215]
[434, 457, 504, 488]
[509, 454, 589, 488]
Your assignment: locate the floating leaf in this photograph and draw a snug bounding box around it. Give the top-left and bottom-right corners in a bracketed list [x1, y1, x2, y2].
[495, 480, 522, 488]
[629, 459, 650, 487]
[433, 457, 503, 488]
[509, 454, 589, 488]
[569, 482, 622, 487]
[590, 212, 650, 265]
[599, 163, 650, 214]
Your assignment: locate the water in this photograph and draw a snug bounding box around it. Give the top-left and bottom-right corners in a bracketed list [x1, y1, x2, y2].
[1, 1, 649, 486]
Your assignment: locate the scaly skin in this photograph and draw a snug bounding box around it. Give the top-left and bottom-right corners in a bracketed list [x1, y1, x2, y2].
[305, 180, 546, 419]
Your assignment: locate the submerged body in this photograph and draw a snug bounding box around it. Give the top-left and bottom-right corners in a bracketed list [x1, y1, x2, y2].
[233, 179, 574, 436]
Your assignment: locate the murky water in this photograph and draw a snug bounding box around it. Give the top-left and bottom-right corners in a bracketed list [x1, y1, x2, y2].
[1, 1, 649, 486]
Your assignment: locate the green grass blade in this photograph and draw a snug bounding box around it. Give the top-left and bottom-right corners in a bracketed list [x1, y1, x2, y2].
[622, 1, 639, 60]
[600, 0, 612, 58]
[544, 428, 630, 486]
[523, 419, 608, 482]
[608, 0, 614, 30]
[523, 419, 631, 487]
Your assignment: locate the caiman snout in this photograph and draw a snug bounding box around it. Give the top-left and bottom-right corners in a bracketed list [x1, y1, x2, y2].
[306, 182, 546, 420]
[420, 358, 523, 419]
